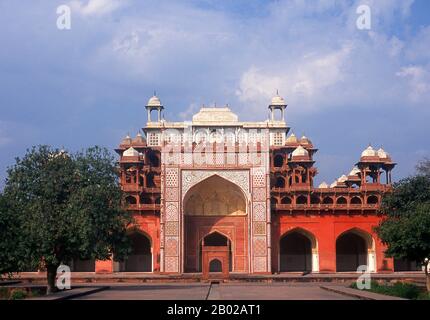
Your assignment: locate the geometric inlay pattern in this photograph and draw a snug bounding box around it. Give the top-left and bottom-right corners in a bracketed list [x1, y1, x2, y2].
[253, 202, 266, 221]
[165, 221, 178, 236]
[253, 237, 267, 256]
[165, 168, 179, 187]
[253, 222, 266, 235]
[165, 203, 178, 221]
[252, 187, 266, 202]
[165, 237, 178, 256]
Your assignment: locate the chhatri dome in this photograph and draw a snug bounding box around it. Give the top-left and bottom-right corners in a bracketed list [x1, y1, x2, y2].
[361, 145, 377, 157]
[147, 95, 162, 107]
[286, 133, 298, 143]
[123, 146, 139, 157]
[292, 145, 309, 157]
[377, 147, 389, 159]
[270, 94, 286, 106]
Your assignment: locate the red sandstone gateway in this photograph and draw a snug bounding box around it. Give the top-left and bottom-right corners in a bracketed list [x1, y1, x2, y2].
[92, 93, 416, 276]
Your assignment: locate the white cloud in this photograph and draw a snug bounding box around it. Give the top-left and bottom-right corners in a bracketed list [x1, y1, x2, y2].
[69, 0, 125, 16]
[396, 66, 430, 102]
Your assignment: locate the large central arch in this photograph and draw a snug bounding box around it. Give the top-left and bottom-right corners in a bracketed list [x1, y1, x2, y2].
[183, 175, 248, 273]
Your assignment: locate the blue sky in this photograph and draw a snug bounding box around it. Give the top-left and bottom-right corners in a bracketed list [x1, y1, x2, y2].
[0, 0, 429, 187]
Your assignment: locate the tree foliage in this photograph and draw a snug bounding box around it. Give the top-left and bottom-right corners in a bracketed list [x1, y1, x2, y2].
[0, 145, 132, 292]
[376, 159, 430, 291]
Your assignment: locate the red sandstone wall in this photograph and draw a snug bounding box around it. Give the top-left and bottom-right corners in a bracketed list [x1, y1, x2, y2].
[95, 213, 160, 273]
[271, 214, 393, 273]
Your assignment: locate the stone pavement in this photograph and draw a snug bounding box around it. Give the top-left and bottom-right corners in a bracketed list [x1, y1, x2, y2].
[74, 282, 358, 300]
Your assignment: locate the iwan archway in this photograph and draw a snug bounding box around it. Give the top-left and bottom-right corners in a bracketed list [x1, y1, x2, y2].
[183, 175, 248, 273]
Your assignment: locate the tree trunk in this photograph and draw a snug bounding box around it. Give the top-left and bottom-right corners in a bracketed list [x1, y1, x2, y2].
[46, 264, 59, 295]
[425, 261, 430, 293]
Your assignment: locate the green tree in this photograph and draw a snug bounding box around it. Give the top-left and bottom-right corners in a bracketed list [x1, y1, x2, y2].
[375, 159, 430, 292]
[0, 146, 132, 294]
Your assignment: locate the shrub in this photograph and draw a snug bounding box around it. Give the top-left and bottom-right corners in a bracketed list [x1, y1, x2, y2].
[9, 288, 27, 300]
[351, 280, 422, 299]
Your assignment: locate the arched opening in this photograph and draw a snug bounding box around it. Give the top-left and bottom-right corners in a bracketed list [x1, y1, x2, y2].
[296, 195, 307, 205]
[279, 229, 317, 272]
[350, 196, 362, 205]
[336, 229, 374, 272]
[336, 197, 347, 205]
[148, 152, 160, 167]
[310, 195, 320, 204]
[200, 232, 232, 272]
[140, 196, 152, 204]
[183, 175, 246, 273]
[367, 195, 378, 204]
[281, 196, 292, 204]
[322, 196, 333, 204]
[271, 197, 278, 207]
[124, 231, 152, 272]
[274, 154, 284, 168]
[155, 197, 161, 204]
[146, 172, 155, 188]
[275, 176, 285, 188]
[209, 259, 222, 272]
[125, 196, 137, 205]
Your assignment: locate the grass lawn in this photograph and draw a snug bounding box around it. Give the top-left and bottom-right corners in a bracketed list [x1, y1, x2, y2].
[351, 280, 430, 300]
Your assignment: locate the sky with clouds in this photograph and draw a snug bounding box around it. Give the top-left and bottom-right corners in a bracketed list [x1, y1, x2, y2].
[0, 0, 429, 187]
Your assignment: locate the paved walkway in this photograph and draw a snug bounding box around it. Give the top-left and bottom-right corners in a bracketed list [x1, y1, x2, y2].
[75, 283, 357, 300]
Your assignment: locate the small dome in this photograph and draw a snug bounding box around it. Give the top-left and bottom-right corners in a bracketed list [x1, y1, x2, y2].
[123, 147, 139, 157]
[299, 135, 312, 145]
[292, 145, 309, 157]
[349, 166, 360, 176]
[147, 95, 162, 107]
[337, 174, 348, 183]
[330, 181, 338, 188]
[121, 134, 132, 145]
[270, 94, 286, 106]
[286, 133, 298, 143]
[318, 182, 329, 188]
[377, 147, 389, 159]
[361, 145, 377, 157]
[132, 132, 146, 144]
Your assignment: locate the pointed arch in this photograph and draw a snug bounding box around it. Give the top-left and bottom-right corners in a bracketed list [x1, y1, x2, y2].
[279, 227, 319, 272]
[336, 228, 375, 272]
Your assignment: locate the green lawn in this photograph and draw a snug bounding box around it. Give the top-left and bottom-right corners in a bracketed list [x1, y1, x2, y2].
[351, 281, 429, 300]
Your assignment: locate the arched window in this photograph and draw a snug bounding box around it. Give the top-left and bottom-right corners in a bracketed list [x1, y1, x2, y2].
[275, 177, 285, 188]
[367, 195, 378, 204]
[281, 196, 292, 204]
[274, 154, 284, 168]
[154, 197, 161, 204]
[296, 195, 308, 205]
[336, 197, 347, 205]
[125, 196, 137, 205]
[350, 196, 362, 205]
[271, 197, 278, 206]
[322, 196, 333, 204]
